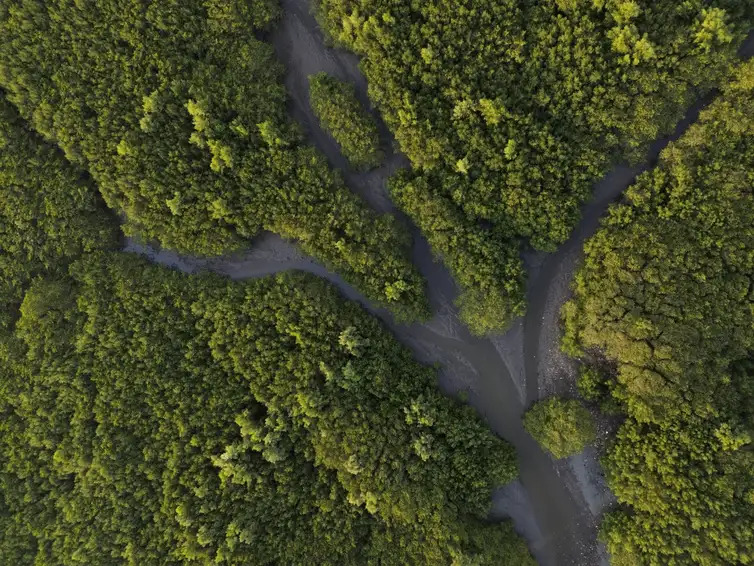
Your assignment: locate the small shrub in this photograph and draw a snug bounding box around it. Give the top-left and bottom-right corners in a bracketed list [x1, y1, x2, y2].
[524, 397, 596, 459]
[578, 366, 606, 402]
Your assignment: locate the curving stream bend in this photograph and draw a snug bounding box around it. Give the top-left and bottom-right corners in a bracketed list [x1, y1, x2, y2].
[125, 6, 754, 565]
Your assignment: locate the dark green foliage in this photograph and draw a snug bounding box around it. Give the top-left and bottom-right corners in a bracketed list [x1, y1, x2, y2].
[0, 254, 531, 565]
[563, 61, 754, 565]
[0, 0, 428, 320]
[390, 171, 525, 334]
[0, 97, 118, 331]
[577, 366, 606, 403]
[600, 416, 754, 566]
[577, 365, 622, 415]
[317, 0, 754, 331]
[523, 398, 596, 459]
[309, 73, 383, 170]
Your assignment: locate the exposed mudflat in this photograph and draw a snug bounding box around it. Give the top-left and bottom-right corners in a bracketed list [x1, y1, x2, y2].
[127, 10, 754, 566]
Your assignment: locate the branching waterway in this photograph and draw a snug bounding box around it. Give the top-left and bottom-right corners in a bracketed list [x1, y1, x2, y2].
[126, 7, 754, 565]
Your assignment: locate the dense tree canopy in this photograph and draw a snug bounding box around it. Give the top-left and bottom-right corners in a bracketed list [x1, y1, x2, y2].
[317, 0, 754, 331]
[563, 61, 754, 565]
[6, 1, 754, 563]
[523, 398, 596, 459]
[0, 0, 428, 320]
[0, 85, 530, 565]
[309, 72, 383, 170]
[0, 255, 531, 565]
[0, 96, 118, 331]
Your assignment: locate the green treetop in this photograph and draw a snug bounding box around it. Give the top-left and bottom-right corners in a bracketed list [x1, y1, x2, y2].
[524, 397, 596, 459]
[309, 72, 383, 170]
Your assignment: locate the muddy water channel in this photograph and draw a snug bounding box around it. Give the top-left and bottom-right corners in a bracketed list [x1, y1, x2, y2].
[127, 7, 754, 566]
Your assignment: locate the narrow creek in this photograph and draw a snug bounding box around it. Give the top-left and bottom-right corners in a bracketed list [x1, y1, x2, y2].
[126, 7, 754, 566]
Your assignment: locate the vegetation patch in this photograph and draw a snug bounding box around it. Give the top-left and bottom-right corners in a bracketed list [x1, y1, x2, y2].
[317, 0, 754, 331]
[524, 398, 596, 459]
[309, 72, 383, 170]
[0, 255, 532, 565]
[0, 0, 428, 320]
[563, 61, 754, 565]
[0, 98, 118, 331]
[0, 87, 531, 565]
